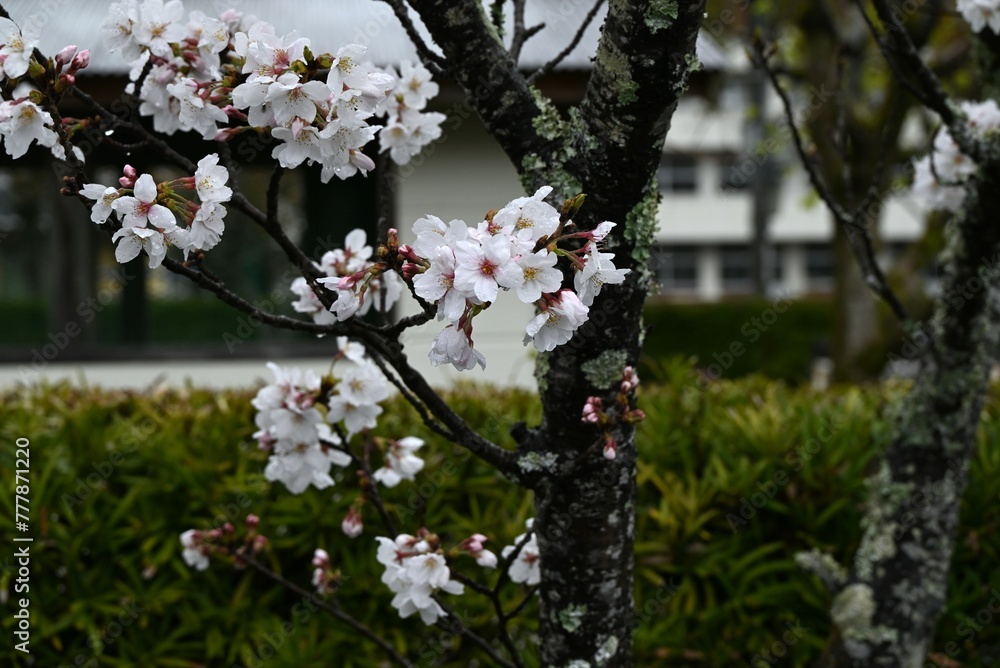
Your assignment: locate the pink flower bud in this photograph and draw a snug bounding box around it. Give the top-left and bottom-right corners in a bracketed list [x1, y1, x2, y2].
[342, 507, 363, 538]
[603, 435, 617, 461]
[401, 262, 420, 281]
[398, 244, 421, 262]
[55, 45, 77, 67]
[214, 127, 239, 141]
[223, 522, 234, 533]
[222, 105, 246, 120]
[58, 73, 76, 87]
[245, 514, 260, 529]
[70, 49, 90, 72]
[312, 548, 330, 567]
[252, 535, 268, 552]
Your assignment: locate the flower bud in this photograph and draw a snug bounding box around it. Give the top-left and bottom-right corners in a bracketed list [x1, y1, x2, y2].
[55, 45, 77, 67]
[341, 507, 363, 538]
[245, 514, 260, 529]
[603, 435, 617, 460]
[312, 548, 330, 568]
[70, 49, 91, 72]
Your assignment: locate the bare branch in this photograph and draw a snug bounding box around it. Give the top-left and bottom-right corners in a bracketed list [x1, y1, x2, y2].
[432, 597, 517, 668]
[377, 0, 445, 75]
[753, 37, 911, 323]
[240, 553, 414, 668]
[528, 0, 605, 84]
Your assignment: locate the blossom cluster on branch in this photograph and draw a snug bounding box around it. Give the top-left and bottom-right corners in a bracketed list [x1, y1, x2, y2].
[100, 0, 443, 181]
[910, 100, 1000, 212]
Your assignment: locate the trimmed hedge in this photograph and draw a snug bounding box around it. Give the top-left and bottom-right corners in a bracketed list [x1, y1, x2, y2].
[1, 370, 999, 667]
[641, 297, 833, 384]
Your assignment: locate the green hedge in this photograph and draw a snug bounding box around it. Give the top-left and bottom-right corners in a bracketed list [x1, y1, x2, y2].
[1, 370, 999, 666]
[642, 297, 833, 384]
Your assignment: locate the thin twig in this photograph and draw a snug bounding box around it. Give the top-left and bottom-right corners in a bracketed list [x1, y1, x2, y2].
[380, 0, 445, 75]
[509, 0, 528, 62]
[528, 0, 605, 83]
[752, 36, 911, 323]
[432, 598, 517, 668]
[240, 552, 414, 668]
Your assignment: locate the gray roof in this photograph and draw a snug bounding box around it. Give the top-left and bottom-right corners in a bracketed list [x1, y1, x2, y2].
[4, 0, 732, 74]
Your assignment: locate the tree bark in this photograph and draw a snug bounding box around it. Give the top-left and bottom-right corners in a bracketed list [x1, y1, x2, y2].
[808, 166, 1000, 666]
[407, 1, 704, 664]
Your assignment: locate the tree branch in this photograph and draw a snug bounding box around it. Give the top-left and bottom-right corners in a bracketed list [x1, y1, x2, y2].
[527, 0, 605, 83]
[753, 37, 911, 323]
[406, 0, 549, 169]
[567, 0, 705, 221]
[239, 552, 414, 668]
[377, 0, 445, 75]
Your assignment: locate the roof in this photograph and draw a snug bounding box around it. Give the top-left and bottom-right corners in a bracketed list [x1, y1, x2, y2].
[3, 0, 734, 74]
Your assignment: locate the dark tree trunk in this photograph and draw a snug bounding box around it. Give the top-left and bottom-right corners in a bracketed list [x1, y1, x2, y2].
[406, 1, 704, 664]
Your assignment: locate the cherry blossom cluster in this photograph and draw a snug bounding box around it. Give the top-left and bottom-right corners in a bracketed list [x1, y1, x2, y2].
[500, 519, 541, 586]
[180, 513, 266, 571]
[311, 548, 342, 594]
[581, 366, 645, 460]
[377, 61, 446, 164]
[251, 339, 430, 495]
[911, 100, 1000, 212]
[375, 530, 465, 625]
[79, 153, 233, 267]
[290, 229, 403, 324]
[0, 21, 90, 161]
[958, 0, 1000, 33]
[100, 1, 444, 181]
[331, 188, 627, 370]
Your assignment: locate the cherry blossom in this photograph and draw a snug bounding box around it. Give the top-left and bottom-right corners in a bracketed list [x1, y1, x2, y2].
[453, 235, 522, 303]
[374, 532, 464, 625]
[372, 437, 426, 487]
[0, 100, 60, 159]
[80, 184, 121, 224]
[0, 17, 38, 80]
[523, 290, 590, 352]
[429, 325, 487, 371]
[112, 173, 175, 229]
[502, 520, 541, 586]
[180, 529, 210, 570]
[958, 0, 1000, 33]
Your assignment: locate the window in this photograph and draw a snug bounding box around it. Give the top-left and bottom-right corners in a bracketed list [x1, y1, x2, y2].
[805, 243, 835, 289]
[658, 154, 698, 193]
[720, 245, 752, 292]
[719, 155, 750, 191]
[653, 245, 698, 292]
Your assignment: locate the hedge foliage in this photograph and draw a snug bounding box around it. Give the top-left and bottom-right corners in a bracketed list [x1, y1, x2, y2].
[2, 366, 1000, 667]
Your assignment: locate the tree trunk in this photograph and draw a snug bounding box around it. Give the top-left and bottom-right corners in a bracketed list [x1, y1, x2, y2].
[807, 167, 1000, 666]
[404, 3, 703, 663]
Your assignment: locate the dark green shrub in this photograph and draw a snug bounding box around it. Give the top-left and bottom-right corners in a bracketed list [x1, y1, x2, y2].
[1, 371, 997, 666]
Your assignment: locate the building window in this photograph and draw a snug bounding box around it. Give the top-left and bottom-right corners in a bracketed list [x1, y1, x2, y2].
[721, 245, 752, 292]
[719, 155, 750, 191]
[658, 154, 698, 193]
[654, 245, 698, 292]
[805, 243, 834, 288]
